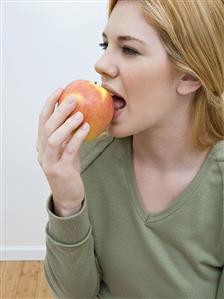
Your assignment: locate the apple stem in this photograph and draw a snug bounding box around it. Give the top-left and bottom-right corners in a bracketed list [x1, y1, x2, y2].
[94, 81, 98, 85]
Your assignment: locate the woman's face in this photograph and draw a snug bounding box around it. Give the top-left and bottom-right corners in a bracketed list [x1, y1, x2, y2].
[95, 0, 187, 138]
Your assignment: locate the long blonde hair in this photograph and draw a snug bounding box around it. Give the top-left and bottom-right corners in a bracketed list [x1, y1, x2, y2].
[108, 0, 224, 150]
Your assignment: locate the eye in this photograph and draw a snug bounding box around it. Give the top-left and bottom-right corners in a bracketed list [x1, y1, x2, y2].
[122, 46, 138, 55]
[99, 42, 139, 56]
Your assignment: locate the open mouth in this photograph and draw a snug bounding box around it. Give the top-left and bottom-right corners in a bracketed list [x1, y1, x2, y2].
[112, 95, 126, 120]
[112, 95, 126, 111]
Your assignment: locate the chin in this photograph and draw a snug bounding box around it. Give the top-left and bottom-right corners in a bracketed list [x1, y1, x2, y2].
[107, 124, 133, 139]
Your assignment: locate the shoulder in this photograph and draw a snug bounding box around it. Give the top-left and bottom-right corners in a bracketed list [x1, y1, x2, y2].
[80, 133, 115, 173]
[211, 141, 224, 260]
[209, 141, 224, 231]
[210, 140, 224, 163]
[209, 140, 224, 176]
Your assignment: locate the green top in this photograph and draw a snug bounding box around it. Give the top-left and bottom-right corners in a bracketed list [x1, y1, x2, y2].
[44, 135, 224, 299]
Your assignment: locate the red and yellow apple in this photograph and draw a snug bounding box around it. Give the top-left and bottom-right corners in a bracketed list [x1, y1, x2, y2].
[58, 79, 114, 141]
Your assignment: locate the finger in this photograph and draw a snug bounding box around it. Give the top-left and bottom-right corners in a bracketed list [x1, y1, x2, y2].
[38, 96, 77, 153]
[37, 87, 63, 150]
[43, 96, 77, 139]
[60, 122, 90, 166]
[39, 87, 63, 130]
[44, 112, 84, 164]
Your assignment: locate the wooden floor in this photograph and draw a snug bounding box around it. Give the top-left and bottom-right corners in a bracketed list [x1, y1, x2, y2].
[0, 261, 53, 299]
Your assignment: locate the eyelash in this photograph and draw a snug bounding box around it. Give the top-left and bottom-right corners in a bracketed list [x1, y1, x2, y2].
[99, 42, 139, 56]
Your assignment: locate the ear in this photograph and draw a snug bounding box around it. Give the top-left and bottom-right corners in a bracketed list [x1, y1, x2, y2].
[176, 73, 201, 96]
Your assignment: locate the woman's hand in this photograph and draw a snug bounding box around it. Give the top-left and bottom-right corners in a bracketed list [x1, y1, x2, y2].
[37, 88, 90, 216]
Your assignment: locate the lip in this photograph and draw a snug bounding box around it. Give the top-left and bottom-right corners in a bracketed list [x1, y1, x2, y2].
[113, 106, 125, 120]
[101, 84, 124, 99]
[101, 84, 126, 120]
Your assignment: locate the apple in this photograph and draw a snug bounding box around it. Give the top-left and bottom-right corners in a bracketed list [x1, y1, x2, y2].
[58, 79, 114, 141]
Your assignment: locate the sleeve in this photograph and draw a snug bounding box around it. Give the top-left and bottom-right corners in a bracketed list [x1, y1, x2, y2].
[216, 268, 224, 299]
[44, 195, 102, 299]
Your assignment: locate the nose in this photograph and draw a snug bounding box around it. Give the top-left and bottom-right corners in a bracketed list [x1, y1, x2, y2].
[94, 51, 119, 79]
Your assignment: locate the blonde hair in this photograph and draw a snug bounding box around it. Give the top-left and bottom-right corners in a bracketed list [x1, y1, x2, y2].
[108, 0, 224, 150]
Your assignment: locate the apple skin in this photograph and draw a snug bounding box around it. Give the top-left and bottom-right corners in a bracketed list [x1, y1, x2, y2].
[58, 79, 114, 141]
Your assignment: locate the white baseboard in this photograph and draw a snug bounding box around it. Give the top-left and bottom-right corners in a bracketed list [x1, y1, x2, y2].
[0, 246, 46, 261]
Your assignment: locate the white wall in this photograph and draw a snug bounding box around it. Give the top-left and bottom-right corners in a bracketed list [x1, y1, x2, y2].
[2, 0, 108, 260]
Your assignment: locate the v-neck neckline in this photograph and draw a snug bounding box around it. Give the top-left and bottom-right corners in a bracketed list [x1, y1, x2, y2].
[124, 135, 215, 223]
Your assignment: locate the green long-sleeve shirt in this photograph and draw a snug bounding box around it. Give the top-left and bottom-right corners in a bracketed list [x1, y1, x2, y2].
[44, 135, 224, 299]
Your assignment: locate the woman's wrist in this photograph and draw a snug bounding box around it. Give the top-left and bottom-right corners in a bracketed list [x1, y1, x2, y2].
[52, 199, 84, 217]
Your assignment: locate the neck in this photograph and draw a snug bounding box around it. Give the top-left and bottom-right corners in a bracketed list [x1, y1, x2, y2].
[132, 120, 210, 174]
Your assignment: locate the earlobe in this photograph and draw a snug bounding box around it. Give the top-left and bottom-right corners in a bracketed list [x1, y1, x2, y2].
[177, 73, 201, 96]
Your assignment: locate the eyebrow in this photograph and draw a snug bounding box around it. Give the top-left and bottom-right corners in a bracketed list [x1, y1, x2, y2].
[102, 32, 147, 45]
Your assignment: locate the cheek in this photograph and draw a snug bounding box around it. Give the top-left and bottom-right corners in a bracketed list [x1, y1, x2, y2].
[129, 62, 175, 108]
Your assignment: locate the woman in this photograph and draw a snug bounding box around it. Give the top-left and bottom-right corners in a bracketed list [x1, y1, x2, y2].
[37, 0, 224, 298]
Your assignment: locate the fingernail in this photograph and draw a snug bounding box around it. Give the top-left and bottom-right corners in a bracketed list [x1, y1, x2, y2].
[56, 87, 63, 93]
[82, 122, 90, 130]
[53, 87, 63, 98]
[74, 111, 83, 120]
[66, 95, 75, 104]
